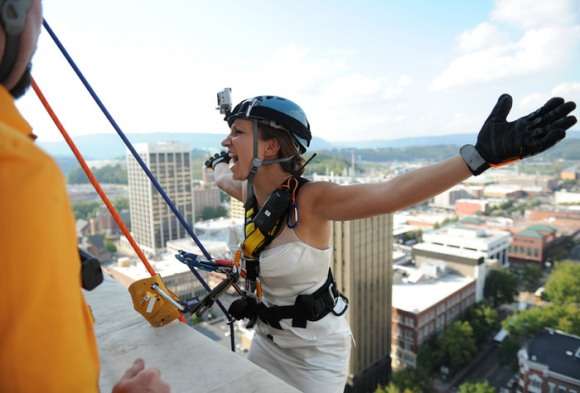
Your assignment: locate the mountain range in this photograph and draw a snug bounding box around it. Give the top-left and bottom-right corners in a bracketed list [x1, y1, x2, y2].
[40, 130, 580, 160]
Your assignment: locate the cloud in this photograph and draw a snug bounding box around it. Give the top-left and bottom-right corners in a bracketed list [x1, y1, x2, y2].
[517, 81, 580, 115]
[432, 0, 580, 90]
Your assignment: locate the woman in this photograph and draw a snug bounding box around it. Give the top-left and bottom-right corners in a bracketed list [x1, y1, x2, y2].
[205, 94, 576, 393]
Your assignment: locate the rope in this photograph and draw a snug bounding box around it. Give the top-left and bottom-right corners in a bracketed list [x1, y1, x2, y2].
[31, 78, 156, 277]
[41, 19, 236, 351]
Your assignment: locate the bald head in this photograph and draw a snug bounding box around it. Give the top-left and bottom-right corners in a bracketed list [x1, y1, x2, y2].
[0, 0, 42, 97]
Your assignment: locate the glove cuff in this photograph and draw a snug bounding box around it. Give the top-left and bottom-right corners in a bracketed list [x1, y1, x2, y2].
[460, 144, 490, 176]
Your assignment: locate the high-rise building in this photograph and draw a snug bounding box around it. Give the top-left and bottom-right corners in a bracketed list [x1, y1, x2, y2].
[193, 185, 221, 218]
[230, 196, 245, 220]
[127, 142, 194, 255]
[332, 214, 393, 393]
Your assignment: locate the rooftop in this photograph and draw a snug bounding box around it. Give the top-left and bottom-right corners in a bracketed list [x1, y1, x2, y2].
[392, 271, 475, 314]
[413, 241, 485, 261]
[86, 276, 299, 393]
[524, 329, 580, 381]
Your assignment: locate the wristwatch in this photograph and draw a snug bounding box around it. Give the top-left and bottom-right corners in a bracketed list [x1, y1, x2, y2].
[460, 144, 489, 176]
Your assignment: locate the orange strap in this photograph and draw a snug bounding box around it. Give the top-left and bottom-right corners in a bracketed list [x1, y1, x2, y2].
[31, 78, 156, 277]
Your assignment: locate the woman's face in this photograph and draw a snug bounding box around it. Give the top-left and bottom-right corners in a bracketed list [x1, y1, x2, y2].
[221, 119, 256, 181]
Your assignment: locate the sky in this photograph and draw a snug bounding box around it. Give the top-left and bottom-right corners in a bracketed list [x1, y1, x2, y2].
[18, 0, 580, 143]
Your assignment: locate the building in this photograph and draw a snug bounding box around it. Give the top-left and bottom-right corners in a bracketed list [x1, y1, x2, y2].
[127, 142, 194, 255]
[391, 266, 476, 369]
[412, 242, 488, 301]
[483, 184, 526, 199]
[555, 191, 580, 206]
[432, 186, 474, 209]
[395, 211, 456, 229]
[421, 225, 511, 267]
[508, 224, 557, 265]
[332, 214, 393, 393]
[89, 205, 131, 236]
[193, 185, 222, 218]
[455, 199, 489, 216]
[229, 196, 245, 219]
[108, 253, 207, 301]
[560, 167, 578, 181]
[518, 329, 580, 392]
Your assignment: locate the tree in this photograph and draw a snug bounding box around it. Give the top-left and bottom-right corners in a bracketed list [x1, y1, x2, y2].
[68, 163, 128, 184]
[503, 304, 580, 338]
[388, 368, 428, 393]
[439, 321, 477, 372]
[484, 269, 518, 307]
[73, 201, 101, 220]
[375, 384, 418, 393]
[113, 198, 129, 211]
[544, 262, 580, 305]
[465, 304, 500, 344]
[200, 206, 228, 221]
[416, 336, 443, 375]
[458, 381, 496, 393]
[518, 264, 543, 292]
[104, 239, 117, 253]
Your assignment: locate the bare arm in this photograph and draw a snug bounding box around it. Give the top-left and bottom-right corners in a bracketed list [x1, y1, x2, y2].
[213, 163, 244, 202]
[309, 156, 471, 221]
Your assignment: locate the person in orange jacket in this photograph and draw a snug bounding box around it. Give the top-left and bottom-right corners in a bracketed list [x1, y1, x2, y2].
[0, 1, 169, 392]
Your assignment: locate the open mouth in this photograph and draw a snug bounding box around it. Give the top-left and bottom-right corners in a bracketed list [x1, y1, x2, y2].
[229, 153, 239, 164]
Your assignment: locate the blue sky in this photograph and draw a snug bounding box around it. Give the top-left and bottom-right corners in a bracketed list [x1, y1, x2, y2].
[19, 0, 580, 143]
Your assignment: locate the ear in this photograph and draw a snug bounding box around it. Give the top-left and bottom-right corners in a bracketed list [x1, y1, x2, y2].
[263, 138, 281, 157]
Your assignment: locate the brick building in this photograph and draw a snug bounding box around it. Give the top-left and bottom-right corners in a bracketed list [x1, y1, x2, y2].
[391, 268, 476, 369]
[518, 329, 580, 392]
[508, 224, 557, 265]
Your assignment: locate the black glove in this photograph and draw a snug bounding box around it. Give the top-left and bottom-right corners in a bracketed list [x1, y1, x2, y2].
[228, 296, 258, 321]
[204, 151, 231, 170]
[473, 94, 576, 173]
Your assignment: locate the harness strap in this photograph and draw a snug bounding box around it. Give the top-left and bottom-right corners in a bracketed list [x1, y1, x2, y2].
[256, 269, 348, 329]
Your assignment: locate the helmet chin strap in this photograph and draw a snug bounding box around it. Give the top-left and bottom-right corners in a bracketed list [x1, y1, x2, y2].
[244, 119, 295, 208]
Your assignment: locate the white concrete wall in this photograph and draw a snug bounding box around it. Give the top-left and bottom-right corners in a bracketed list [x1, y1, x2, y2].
[86, 277, 300, 393]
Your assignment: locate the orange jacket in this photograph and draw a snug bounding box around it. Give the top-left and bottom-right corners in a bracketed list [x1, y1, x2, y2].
[0, 86, 100, 392]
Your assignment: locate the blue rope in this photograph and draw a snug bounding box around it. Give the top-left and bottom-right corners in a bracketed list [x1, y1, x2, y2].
[42, 19, 236, 351]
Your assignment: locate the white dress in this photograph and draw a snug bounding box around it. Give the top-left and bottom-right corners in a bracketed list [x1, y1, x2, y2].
[247, 226, 352, 393]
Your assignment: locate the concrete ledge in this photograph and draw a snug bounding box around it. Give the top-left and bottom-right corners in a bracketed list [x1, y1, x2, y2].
[86, 277, 300, 393]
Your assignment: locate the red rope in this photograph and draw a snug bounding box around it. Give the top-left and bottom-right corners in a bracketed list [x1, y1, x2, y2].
[31, 78, 156, 277]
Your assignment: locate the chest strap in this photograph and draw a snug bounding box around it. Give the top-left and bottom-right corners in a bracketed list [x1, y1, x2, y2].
[256, 269, 348, 329]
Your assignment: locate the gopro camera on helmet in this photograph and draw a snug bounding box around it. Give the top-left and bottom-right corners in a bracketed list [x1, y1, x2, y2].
[216, 88, 232, 116]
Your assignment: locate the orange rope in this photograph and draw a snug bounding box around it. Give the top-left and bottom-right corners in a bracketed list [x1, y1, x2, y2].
[31, 78, 156, 277]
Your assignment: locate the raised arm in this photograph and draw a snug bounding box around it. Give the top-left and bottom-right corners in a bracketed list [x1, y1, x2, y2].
[308, 94, 576, 222]
[213, 162, 244, 202]
[308, 156, 470, 221]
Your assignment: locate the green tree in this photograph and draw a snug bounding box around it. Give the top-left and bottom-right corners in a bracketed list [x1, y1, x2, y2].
[484, 269, 518, 307]
[503, 304, 580, 338]
[416, 336, 443, 375]
[113, 198, 129, 211]
[498, 337, 520, 368]
[375, 384, 418, 393]
[439, 321, 477, 372]
[518, 264, 543, 292]
[104, 239, 117, 253]
[68, 163, 128, 184]
[200, 206, 228, 221]
[389, 368, 428, 393]
[73, 201, 101, 220]
[465, 304, 500, 344]
[544, 262, 580, 305]
[458, 381, 496, 393]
